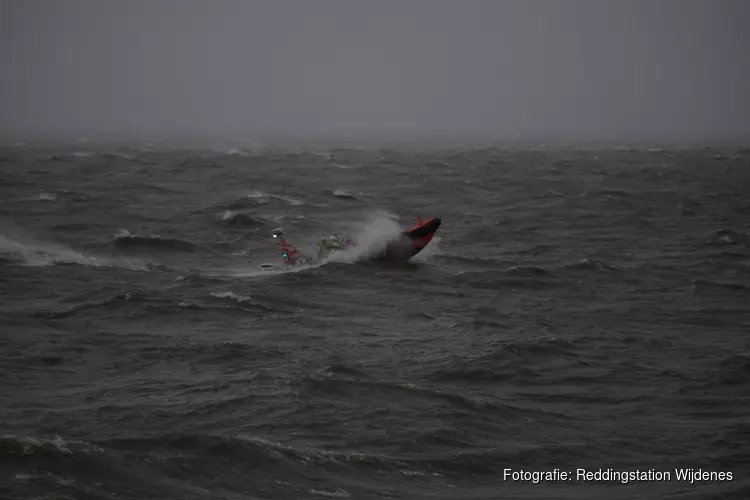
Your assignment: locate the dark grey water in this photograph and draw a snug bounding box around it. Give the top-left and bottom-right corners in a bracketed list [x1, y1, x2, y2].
[1, 143, 749, 499]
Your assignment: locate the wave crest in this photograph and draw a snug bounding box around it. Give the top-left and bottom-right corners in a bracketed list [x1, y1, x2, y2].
[114, 229, 198, 252]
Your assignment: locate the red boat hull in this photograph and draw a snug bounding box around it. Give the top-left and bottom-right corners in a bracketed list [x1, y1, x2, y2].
[378, 217, 441, 261]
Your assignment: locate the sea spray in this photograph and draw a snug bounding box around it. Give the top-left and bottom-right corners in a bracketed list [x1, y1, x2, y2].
[325, 210, 403, 264]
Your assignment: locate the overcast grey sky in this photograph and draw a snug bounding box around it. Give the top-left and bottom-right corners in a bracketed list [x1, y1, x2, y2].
[1, 0, 748, 140]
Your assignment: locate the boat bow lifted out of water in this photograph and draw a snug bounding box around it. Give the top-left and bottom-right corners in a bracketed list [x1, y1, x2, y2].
[378, 216, 441, 261]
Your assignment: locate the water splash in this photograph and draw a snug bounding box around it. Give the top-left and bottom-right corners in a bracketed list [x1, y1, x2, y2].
[325, 210, 403, 263]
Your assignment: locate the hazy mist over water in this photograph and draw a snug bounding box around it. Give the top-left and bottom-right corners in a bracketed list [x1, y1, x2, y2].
[1, 0, 749, 142]
[4, 3, 750, 499]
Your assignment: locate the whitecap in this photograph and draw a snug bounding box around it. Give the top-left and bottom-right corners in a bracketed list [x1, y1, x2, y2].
[210, 291, 253, 304]
[309, 489, 350, 498]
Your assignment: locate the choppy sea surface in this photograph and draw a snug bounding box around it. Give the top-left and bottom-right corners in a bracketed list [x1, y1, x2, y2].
[1, 142, 749, 499]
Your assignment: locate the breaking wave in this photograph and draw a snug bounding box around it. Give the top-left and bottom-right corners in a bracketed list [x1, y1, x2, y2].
[209, 291, 253, 304]
[0, 234, 146, 270]
[332, 189, 360, 200]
